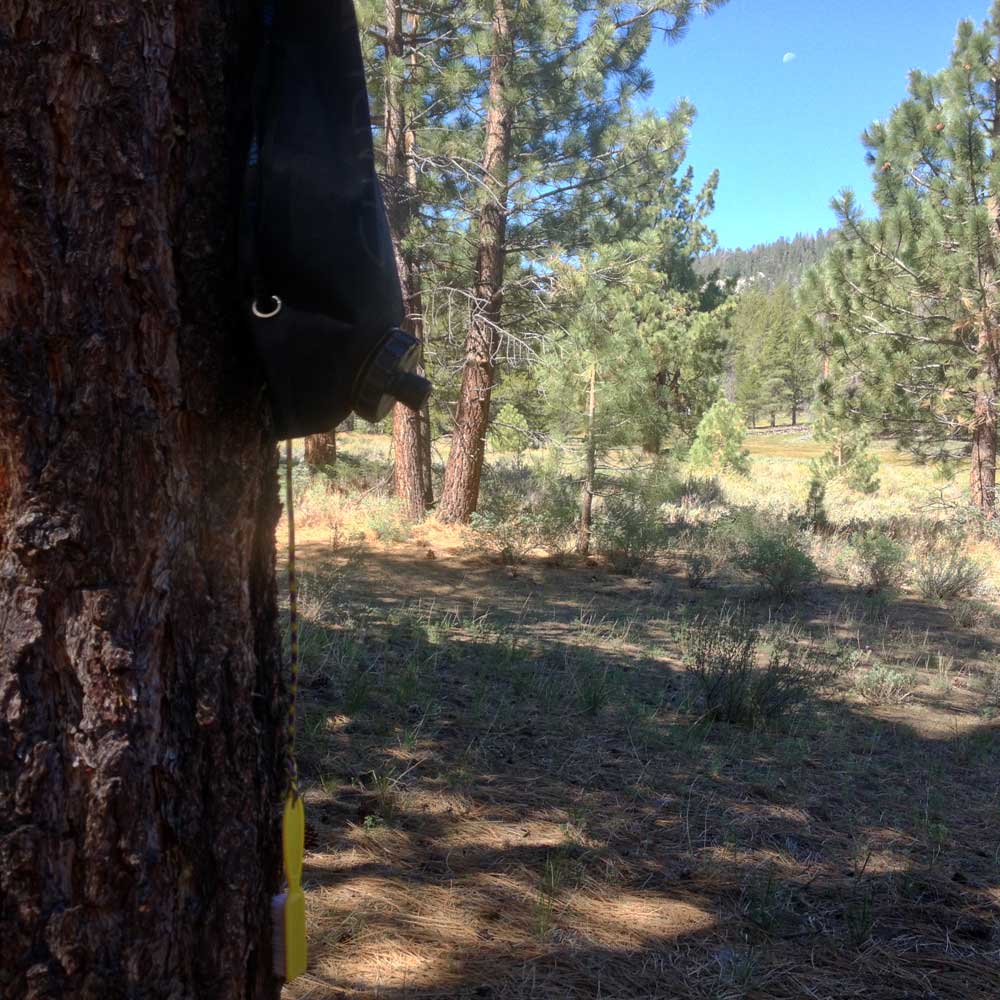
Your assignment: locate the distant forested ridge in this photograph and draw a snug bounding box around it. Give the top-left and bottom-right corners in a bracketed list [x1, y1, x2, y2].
[695, 231, 836, 290]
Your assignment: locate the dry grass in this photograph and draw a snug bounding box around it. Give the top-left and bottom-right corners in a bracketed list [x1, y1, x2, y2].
[277, 434, 1000, 999]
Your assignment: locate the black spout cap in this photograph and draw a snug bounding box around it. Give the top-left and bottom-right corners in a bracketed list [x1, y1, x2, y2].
[354, 328, 433, 422]
[388, 370, 432, 412]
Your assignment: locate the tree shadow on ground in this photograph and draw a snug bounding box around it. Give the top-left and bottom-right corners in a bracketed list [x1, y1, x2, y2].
[282, 544, 1000, 1000]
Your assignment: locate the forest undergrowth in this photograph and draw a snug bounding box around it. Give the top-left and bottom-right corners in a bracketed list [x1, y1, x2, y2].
[280, 431, 1000, 1000]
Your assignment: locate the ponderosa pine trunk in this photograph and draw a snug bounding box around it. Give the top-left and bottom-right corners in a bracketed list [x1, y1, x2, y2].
[384, 0, 428, 520]
[971, 323, 1000, 516]
[577, 366, 598, 556]
[437, 0, 513, 523]
[0, 5, 285, 998]
[305, 430, 337, 467]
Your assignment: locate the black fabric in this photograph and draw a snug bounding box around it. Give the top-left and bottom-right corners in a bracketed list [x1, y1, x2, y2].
[251, 305, 367, 438]
[243, 0, 406, 438]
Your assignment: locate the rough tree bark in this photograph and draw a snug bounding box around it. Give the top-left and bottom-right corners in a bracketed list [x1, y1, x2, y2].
[971, 323, 999, 517]
[0, 4, 285, 998]
[437, 0, 513, 523]
[305, 430, 337, 467]
[384, 0, 428, 520]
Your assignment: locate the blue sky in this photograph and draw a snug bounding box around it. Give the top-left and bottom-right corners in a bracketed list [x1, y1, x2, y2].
[645, 0, 987, 250]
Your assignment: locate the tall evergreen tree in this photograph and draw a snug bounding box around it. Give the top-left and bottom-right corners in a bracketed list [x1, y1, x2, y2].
[361, 0, 464, 517]
[541, 241, 728, 553]
[731, 289, 773, 427]
[803, 3, 1000, 514]
[731, 285, 817, 427]
[1, 6, 283, 996]
[437, 0, 730, 522]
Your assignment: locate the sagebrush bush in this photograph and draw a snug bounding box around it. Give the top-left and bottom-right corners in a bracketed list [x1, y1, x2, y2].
[910, 543, 985, 601]
[663, 475, 725, 510]
[716, 512, 818, 598]
[950, 599, 995, 630]
[682, 610, 829, 727]
[471, 466, 540, 563]
[850, 529, 907, 594]
[472, 459, 578, 562]
[679, 527, 724, 588]
[594, 471, 671, 572]
[851, 664, 917, 705]
[979, 667, 1000, 716]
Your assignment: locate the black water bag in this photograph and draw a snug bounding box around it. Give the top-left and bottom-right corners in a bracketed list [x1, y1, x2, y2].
[242, 0, 430, 439]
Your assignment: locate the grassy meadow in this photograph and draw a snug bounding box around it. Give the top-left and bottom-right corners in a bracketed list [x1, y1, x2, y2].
[280, 429, 1000, 1000]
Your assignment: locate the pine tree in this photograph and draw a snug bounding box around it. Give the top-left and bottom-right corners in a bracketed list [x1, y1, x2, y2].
[688, 398, 751, 475]
[802, 3, 1000, 515]
[731, 285, 817, 427]
[695, 230, 836, 290]
[437, 0, 730, 522]
[358, 0, 473, 516]
[810, 410, 880, 495]
[305, 431, 337, 468]
[731, 290, 773, 427]
[540, 241, 728, 554]
[1, 7, 283, 995]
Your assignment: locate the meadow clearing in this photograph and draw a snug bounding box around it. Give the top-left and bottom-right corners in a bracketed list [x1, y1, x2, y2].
[281, 430, 1000, 1000]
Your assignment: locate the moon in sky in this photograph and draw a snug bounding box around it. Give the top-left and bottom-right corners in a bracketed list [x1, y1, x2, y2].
[782, 52, 797, 64]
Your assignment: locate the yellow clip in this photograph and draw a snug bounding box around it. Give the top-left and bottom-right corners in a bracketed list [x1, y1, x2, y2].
[281, 792, 308, 979]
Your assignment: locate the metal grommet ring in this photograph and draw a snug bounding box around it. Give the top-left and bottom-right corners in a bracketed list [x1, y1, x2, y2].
[252, 295, 282, 319]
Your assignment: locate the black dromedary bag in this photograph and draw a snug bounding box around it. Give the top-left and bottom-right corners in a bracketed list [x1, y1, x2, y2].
[241, 0, 430, 439]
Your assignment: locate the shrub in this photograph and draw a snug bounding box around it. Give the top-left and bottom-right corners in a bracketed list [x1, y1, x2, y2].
[717, 513, 818, 598]
[594, 475, 668, 572]
[851, 664, 917, 705]
[979, 667, 1000, 717]
[949, 599, 995, 630]
[688, 399, 751, 476]
[530, 451, 579, 557]
[472, 460, 578, 562]
[850, 530, 907, 594]
[663, 474, 725, 510]
[804, 474, 828, 530]
[471, 466, 539, 564]
[363, 497, 409, 543]
[679, 527, 724, 588]
[910, 544, 985, 601]
[488, 403, 531, 456]
[682, 610, 829, 727]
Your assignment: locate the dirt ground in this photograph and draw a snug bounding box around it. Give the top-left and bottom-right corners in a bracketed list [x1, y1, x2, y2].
[281, 522, 1000, 1000]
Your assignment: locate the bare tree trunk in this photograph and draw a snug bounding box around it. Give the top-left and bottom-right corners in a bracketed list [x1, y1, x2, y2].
[791, 403, 798, 426]
[305, 431, 337, 467]
[971, 325, 1000, 517]
[642, 371, 666, 454]
[577, 366, 598, 556]
[0, 6, 284, 998]
[421, 401, 434, 507]
[384, 1, 428, 520]
[438, 0, 513, 523]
